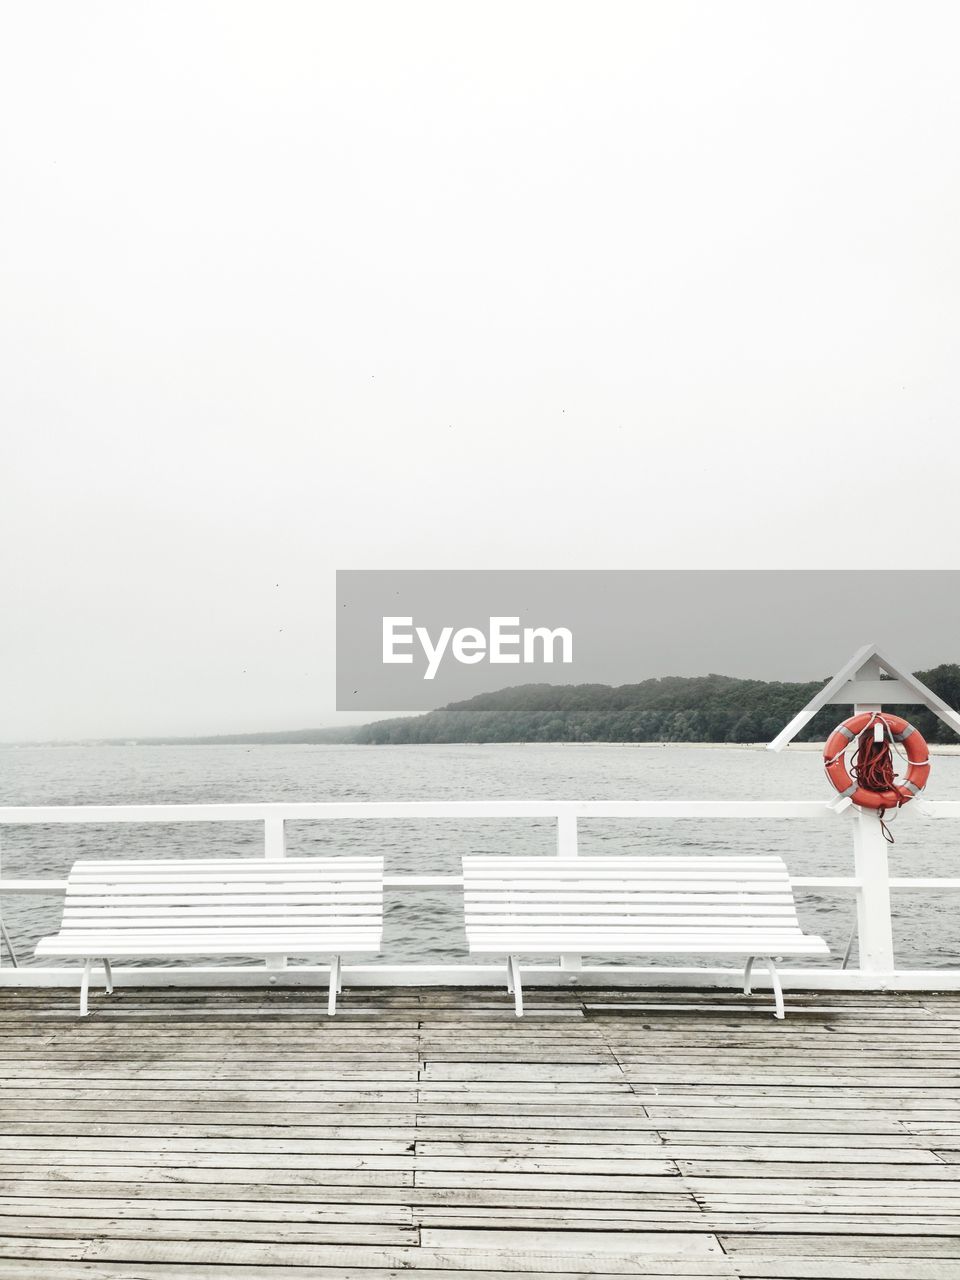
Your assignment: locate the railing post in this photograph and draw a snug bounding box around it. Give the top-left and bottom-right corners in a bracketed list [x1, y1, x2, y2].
[852, 808, 895, 973]
[264, 818, 287, 970]
[557, 811, 578, 858]
[264, 818, 285, 861]
[557, 811, 582, 972]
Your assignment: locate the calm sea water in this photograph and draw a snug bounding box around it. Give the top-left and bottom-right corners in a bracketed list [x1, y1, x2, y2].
[2, 743, 959, 968]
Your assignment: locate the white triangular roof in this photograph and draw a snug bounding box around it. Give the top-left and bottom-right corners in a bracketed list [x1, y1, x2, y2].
[767, 642, 960, 751]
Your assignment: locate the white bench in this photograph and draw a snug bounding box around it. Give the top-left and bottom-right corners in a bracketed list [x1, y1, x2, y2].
[35, 857, 384, 1016]
[462, 855, 829, 1018]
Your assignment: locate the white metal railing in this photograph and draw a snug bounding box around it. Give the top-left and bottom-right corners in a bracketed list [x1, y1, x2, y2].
[1, 797, 959, 991]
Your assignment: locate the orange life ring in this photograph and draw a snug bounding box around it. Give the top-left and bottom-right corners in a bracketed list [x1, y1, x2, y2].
[823, 712, 930, 809]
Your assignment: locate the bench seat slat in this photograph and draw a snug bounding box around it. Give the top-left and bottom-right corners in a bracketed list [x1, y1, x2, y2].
[71, 857, 382, 869]
[37, 941, 380, 957]
[462, 883, 793, 895]
[63, 896, 384, 916]
[67, 874, 384, 886]
[54, 936, 382, 946]
[463, 899, 800, 911]
[463, 921, 808, 931]
[58, 916, 384, 926]
[62, 907, 382, 919]
[468, 941, 829, 954]
[467, 932, 828, 943]
[465, 860, 789, 869]
[68, 879, 381, 889]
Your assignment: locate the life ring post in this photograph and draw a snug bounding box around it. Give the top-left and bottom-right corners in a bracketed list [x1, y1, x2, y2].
[852, 807, 896, 973]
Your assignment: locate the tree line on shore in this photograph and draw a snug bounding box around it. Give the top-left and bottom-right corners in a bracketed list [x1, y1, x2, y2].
[341, 664, 960, 746]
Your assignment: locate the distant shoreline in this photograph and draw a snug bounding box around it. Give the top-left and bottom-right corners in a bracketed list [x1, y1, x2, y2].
[7, 740, 960, 755]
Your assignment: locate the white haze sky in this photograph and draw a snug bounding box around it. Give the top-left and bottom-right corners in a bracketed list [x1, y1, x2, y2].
[2, 2, 959, 740]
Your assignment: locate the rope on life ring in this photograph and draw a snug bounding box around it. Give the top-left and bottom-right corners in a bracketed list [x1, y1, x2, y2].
[823, 711, 930, 842]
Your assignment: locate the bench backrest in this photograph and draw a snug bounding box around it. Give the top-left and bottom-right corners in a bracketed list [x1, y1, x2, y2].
[462, 855, 806, 940]
[59, 857, 383, 947]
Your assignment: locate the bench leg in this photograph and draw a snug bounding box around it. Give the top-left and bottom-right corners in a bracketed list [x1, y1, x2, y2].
[79, 959, 92, 1018]
[509, 955, 523, 1017]
[328, 956, 341, 1016]
[743, 956, 755, 995]
[765, 957, 785, 1020]
[0, 919, 19, 968]
[841, 919, 857, 970]
[505, 958, 513, 994]
[103, 958, 113, 996]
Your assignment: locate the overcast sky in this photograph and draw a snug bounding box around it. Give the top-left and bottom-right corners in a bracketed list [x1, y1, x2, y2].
[3, 2, 959, 740]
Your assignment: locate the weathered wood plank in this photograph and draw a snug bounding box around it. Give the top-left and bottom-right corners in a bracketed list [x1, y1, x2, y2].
[0, 1195, 415, 1224]
[0, 1263, 723, 1280]
[0, 1241, 738, 1275]
[0, 1215, 419, 1245]
[719, 1235, 960, 1256]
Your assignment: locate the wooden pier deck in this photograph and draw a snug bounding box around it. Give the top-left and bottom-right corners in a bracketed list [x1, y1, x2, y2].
[0, 986, 958, 1278]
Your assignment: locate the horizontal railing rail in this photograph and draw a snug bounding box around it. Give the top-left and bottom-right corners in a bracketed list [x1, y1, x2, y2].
[1, 797, 958, 991]
[7, 875, 960, 894]
[0, 799, 839, 822]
